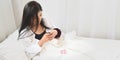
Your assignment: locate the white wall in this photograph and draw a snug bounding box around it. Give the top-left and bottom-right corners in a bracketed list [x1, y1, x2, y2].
[116, 0, 120, 39]
[1, 0, 119, 40]
[37, 0, 120, 40]
[11, 0, 31, 27]
[36, 0, 67, 29]
[0, 0, 16, 42]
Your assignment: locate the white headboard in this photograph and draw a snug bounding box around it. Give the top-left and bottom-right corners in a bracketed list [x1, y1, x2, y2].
[0, 0, 17, 42]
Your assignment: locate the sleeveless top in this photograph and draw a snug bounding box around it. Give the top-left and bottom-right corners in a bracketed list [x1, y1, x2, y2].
[35, 30, 46, 40]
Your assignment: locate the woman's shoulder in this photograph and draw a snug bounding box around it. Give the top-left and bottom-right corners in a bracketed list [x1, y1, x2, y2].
[18, 27, 35, 40]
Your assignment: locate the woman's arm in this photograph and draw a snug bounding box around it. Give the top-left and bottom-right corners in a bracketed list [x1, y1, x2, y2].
[20, 33, 53, 59]
[20, 37, 42, 59]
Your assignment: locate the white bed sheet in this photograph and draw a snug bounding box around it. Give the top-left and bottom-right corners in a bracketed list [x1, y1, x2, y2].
[0, 30, 28, 60]
[0, 30, 120, 60]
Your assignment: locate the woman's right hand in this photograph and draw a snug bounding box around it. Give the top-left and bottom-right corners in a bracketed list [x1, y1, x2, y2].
[38, 33, 51, 47]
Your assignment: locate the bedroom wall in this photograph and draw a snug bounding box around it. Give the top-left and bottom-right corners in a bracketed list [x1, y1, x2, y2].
[116, 0, 120, 39]
[11, 0, 31, 27]
[36, 0, 120, 40]
[0, 0, 16, 42]
[0, 0, 120, 41]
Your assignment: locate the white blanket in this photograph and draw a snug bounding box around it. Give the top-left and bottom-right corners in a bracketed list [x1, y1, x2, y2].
[0, 30, 120, 60]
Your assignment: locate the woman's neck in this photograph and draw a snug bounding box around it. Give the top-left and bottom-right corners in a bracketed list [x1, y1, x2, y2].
[32, 25, 45, 34]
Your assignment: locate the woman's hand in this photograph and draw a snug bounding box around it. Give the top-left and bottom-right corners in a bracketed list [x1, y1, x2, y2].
[38, 30, 58, 46]
[47, 30, 58, 40]
[38, 33, 51, 46]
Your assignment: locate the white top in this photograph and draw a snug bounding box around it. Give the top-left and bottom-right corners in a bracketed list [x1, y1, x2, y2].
[19, 27, 64, 60]
[19, 29, 42, 59]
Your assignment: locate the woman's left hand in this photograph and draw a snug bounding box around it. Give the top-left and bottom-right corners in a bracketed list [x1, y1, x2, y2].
[47, 30, 58, 40]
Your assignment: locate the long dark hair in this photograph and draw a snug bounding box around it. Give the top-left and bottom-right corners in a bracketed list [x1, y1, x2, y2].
[18, 1, 49, 39]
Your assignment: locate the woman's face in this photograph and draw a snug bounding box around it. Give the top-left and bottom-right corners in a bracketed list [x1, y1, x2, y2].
[32, 11, 42, 27]
[37, 11, 42, 24]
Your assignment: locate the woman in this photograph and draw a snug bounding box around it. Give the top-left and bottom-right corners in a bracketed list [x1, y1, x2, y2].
[18, 1, 61, 60]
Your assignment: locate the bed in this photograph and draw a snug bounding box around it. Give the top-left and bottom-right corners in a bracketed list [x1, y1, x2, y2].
[0, 30, 120, 60]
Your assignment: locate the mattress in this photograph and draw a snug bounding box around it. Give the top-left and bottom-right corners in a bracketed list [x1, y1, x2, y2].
[0, 30, 120, 60]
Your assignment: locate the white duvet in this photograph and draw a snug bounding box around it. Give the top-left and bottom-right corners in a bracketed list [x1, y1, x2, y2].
[0, 30, 120, 60]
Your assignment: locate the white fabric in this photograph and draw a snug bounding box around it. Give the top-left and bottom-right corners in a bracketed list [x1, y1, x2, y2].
[18, 28, 42, 59]
[20, 37, 42, 59]
[1, 30, 120, 60]
[0, 30, 28, 60]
